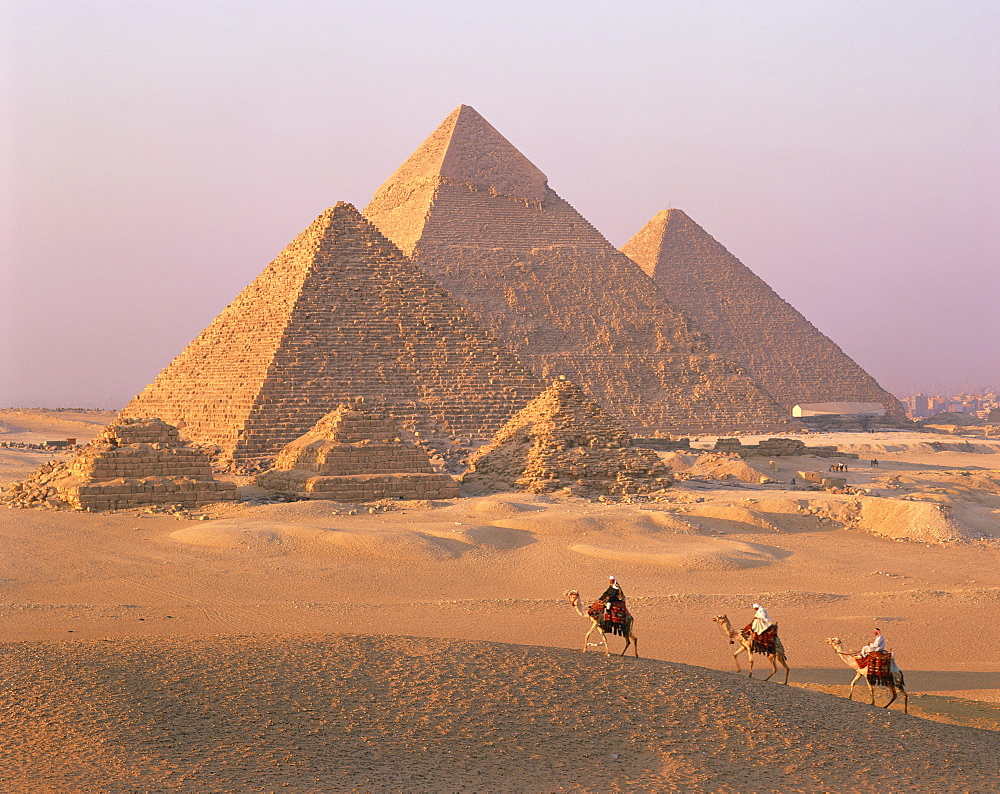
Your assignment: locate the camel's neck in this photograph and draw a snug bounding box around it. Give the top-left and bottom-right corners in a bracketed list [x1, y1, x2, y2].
[831, 645, 861, 669]
[717, 619, 736, 640]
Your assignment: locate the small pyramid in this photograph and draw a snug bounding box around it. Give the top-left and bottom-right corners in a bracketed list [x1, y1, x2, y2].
[462, 378, 673, 496]
[119, 203, 542, 468]
[364, 106, 790, 435]
[257, 404, 459, 501]
[621, 209, 903, 417]
[2, 417, 237, 511]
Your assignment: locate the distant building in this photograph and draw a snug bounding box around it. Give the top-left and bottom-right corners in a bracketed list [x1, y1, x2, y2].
[792, 402, 886, 418]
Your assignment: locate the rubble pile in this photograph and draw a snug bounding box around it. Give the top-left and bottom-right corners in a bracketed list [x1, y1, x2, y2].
[713, 437, 857, 459]
[461, 377, 673, 496]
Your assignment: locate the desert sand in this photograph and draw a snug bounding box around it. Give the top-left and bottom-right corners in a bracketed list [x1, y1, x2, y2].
[2, 410, 999, 791]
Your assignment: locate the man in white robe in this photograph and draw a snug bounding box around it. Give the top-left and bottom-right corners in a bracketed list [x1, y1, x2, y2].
[860, 628, 886, 656]
[751, 603, 772, 635]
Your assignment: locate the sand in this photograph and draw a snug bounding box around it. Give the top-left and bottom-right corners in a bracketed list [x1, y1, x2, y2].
[2, 415, 999, 790]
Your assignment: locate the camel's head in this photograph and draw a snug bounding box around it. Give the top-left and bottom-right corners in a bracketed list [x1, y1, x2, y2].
[565, 590, 580, 607]
[711, 614, 728, 624]
[824, 637, 842, 647]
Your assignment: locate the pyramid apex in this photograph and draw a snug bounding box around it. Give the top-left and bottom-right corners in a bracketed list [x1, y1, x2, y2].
[370, 105, 549, 204]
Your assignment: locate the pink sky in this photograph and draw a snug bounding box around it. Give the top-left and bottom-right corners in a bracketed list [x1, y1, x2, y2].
[2, 0, 998, 408]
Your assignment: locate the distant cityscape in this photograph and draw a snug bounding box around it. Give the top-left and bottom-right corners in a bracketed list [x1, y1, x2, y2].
[901, 391, 1000, 421]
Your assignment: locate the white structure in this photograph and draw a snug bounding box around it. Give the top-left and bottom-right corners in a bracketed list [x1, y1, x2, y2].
[792, 402, 886, 418]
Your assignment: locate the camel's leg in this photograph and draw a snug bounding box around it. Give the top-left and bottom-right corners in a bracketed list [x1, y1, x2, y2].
[583, 621, 600, 652]
[900, 687, 908, 714]
[867, 680, 876, 706]
[746, 645, 755, 678]
[731, 646, 743, 673]
[848, 671, 863, 701]
[763, 653, 778, 681]
[779, 655, 790, 685]
[631, 630, 639, 658]
[599, 630, 610, 656]
[883, 685, 897, 710]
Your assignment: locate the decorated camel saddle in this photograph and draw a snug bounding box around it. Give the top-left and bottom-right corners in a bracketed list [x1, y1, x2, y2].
[742, 623, 779, 655]
[587, 600, 631, 637]
[857, 650, 894, 687]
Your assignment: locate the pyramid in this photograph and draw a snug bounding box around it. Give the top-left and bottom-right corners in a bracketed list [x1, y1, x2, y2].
[363, 105, 790, 435]
[621, 209, 903, 417]
[257, 404, 459, 501]
[3, 418, 237, 511]
[119, 203, 542, 468]
[461, 377, 673, 496]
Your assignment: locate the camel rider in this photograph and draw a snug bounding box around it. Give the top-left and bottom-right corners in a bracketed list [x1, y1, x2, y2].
[751, 603, 772, 635]
[744, 602, 779, 655]
[600, 576, 625, 610]
[859, 628, 885, 656]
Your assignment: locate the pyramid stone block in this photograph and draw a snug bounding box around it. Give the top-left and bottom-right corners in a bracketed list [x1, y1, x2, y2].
[621, 209, 903, 417]
[462, 377, 673, 496]
[257, 404, 459, 501]
[119, 203, 542, 468]
[363, 105, 790, 436]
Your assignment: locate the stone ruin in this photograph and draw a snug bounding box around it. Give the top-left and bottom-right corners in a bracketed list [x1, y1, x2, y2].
[461, 377, 673, 496]
[713, 437, 857, 459]
[2, 418, 237, 511]
[255, 404, 459, 501]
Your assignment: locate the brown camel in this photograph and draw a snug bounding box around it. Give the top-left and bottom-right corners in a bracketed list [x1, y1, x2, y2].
[565, 590, 638, 657]
[712, 614, 790, 684]
[824, 637, 908, 713]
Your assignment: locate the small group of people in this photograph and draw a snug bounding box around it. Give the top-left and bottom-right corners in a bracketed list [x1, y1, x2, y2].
[592, 578, 886, 663]
[828, 462, 849, 472]
[869, 458, 880, 468]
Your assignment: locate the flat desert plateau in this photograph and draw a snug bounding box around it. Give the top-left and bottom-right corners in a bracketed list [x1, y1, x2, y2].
[2, 410, 999, 792]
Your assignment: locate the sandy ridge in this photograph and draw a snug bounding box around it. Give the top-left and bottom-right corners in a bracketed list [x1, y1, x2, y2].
[1, 634, 998, 793]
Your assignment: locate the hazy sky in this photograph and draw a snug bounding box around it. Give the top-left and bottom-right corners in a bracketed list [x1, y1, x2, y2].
[3, 0, 998, 408]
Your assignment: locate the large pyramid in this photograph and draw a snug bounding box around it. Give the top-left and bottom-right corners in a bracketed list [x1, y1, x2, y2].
[621, 209, 903, 417]
[363, 105, 790, 435]
[119, 203, 542, 467]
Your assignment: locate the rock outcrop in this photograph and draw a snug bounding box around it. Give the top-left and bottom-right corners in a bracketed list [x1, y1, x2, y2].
[256, 404, 458, 501]
[462, 377, 673, 496]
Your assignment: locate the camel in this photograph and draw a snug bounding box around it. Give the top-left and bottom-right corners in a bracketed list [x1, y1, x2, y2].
[824, 637, 908, 713]
[712, 614, 790, 684]
[565, 590, 638, 657]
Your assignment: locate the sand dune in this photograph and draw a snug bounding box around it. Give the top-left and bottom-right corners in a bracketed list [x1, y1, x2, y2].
[1, 634, 997, 793]
[3, 419, 1000, 791]
[569, 537, 784, 571]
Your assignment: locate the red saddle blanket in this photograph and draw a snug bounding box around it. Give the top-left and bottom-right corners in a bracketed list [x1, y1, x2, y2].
[742, 623, 778, 655]
[587, 600, 631, 636]
[859, 651, 894, 687]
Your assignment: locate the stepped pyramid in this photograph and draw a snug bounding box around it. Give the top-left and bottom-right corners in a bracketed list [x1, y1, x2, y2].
[119, 203, 542, 468]
[621, 209, 903, 417]
[462, 377, 673, 496]
[257, 404, 459, 501]
[363, 105, 790, 435]
[3, 418, 237, 511]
